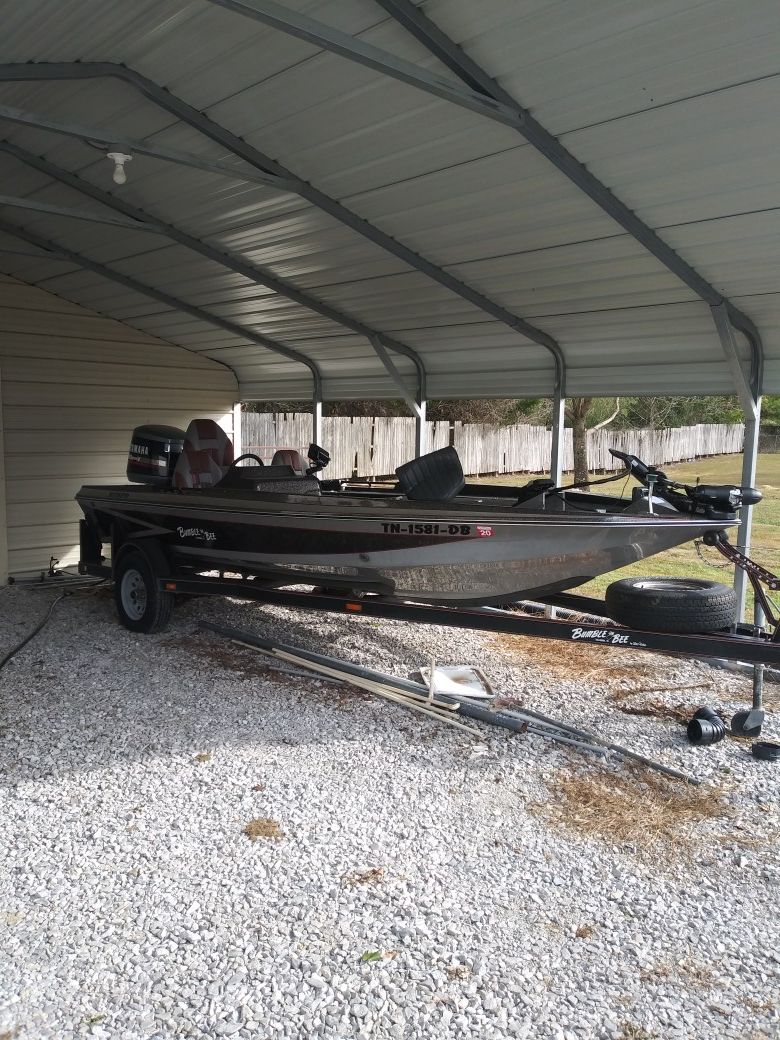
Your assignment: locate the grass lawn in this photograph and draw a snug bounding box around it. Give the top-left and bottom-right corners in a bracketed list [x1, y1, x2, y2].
[477, 454, 780, 611]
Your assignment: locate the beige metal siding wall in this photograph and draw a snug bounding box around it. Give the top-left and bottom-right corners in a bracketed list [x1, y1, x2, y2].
[0, 275, 238, 579]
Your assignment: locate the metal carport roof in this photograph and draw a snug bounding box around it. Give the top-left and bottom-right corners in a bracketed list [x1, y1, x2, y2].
[0, 0, 777, 410]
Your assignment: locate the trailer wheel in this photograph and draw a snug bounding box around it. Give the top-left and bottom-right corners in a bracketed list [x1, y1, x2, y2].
[605, 577, 736, 634]
[114, 550, 175, 633]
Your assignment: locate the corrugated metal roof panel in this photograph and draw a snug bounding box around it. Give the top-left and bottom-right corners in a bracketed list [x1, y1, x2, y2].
[0, 0, 777, 400]
[429, 0, 780, 133]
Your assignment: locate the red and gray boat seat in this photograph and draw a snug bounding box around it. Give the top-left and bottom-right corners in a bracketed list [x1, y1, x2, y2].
[173, 419, 234, 489]
[173, 419, 319, 494]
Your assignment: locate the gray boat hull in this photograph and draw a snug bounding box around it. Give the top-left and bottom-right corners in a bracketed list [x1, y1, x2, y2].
[76, 483, 736, 605]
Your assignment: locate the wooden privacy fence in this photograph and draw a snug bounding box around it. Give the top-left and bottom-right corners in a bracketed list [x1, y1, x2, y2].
[242, 412, 745, 480]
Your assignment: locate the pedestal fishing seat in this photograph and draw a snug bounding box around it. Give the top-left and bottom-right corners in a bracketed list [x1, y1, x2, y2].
[271, 449, 306, 475]
[173, 419, 234, 489]
[396, 446, 465, 501]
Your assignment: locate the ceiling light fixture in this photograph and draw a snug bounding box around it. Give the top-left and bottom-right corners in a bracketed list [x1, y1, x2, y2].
[106, 151, 132, 185]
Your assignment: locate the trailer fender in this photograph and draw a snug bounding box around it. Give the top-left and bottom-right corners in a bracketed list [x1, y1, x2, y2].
[112, 536, 171, 581]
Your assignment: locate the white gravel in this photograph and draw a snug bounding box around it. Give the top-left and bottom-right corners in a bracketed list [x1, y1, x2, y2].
[1, 582, 778, 1040]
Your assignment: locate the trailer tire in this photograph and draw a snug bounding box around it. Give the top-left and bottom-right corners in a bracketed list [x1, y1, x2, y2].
[605, 577, 736, 634]
[114, 550, 175, 633]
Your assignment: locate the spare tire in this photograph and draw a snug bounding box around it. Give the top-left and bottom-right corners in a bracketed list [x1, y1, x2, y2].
[605, 577, 737, 634]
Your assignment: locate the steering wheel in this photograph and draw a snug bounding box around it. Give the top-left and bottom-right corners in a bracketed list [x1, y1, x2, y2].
[230, 453, 264, 468]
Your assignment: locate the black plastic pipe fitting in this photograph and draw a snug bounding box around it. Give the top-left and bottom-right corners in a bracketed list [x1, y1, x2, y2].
[687, 707, 727, 746]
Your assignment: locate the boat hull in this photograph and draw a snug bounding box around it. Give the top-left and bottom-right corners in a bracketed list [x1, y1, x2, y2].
[76, 484, 736, 606]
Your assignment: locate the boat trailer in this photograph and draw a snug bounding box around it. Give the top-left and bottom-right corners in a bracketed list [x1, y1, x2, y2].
[137, 571, 780, 665]
[79, 520, 780, 734]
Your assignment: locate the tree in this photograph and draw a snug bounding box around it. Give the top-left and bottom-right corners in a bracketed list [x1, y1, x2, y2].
[758, 395, 780, 429]
[564, 397, 621, 485]
[614, 395, 741, 429]
[566, 398, 591, 485]
[427, 398, 549, 424]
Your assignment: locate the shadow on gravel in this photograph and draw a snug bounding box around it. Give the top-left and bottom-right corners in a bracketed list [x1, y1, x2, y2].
[0, 589, 490, 787]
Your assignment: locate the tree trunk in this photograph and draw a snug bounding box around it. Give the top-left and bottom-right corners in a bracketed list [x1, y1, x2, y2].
[567, 397, 592, 485]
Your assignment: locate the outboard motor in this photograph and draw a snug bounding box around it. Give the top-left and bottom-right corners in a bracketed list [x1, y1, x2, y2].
[127, 424, 186, 486]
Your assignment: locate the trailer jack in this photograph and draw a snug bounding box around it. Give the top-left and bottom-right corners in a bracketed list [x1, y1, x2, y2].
[704, 532, 778, 735]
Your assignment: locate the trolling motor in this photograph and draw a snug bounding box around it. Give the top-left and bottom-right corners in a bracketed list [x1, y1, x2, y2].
[609, 449, 763, 518]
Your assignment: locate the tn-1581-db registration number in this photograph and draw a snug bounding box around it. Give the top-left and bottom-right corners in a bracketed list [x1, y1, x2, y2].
[380, 522, 493, 537]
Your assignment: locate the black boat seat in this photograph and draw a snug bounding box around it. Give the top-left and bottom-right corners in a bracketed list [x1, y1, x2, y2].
[271, 448, 306, 475]
[396, 446, 465, 501]
[173, 419, 234, 489]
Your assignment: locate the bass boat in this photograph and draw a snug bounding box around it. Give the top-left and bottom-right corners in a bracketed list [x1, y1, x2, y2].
[74, 419, 760, 609]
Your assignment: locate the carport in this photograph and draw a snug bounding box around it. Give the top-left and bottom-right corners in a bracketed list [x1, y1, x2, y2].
[0, 0, 778, 620]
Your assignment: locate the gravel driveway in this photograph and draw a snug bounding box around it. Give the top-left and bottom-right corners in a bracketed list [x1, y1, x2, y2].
[1, 583, 778, 1040]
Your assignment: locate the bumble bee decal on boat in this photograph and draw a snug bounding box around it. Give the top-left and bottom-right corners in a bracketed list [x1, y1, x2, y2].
[176, 526, 217, 542]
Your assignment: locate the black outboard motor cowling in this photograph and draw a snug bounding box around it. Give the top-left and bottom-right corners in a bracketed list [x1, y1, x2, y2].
[127, 424, 186, 486]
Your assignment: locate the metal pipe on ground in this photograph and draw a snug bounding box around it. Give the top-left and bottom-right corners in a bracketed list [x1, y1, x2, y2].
[245, 641, 481, 735]
[8, 574, 105, 590]
[236, 634, 594, 747]
[202, 623, 699, 784]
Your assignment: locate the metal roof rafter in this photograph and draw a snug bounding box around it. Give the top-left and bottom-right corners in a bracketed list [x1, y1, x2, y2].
[0, 62, 565, 392]
[205, 0, 747, 314]
[0, 246, 73, 260]
[0, 102, 291, 189]
[369, 335, 422, 419]
[199, 0, 761, 392]
[372, 0, 763, 393]
[0, 192, 158, 230]
[0, 217, 323, 395]
[711, 302, 760, 417]
[1, 140, 426, 402]
[204, 0, 521, 125]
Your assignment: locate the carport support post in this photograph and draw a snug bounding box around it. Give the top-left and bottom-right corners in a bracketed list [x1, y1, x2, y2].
[550, 387, 565, 485]
[368, 334, 426, 455]
[415, 396, 427, 457]
[711, 303, 762, 624]
[312, 394, 322, 446]
[545, 384, 566, 620]
[232, 403, 243, 457]
[737, 411, 762, 619]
